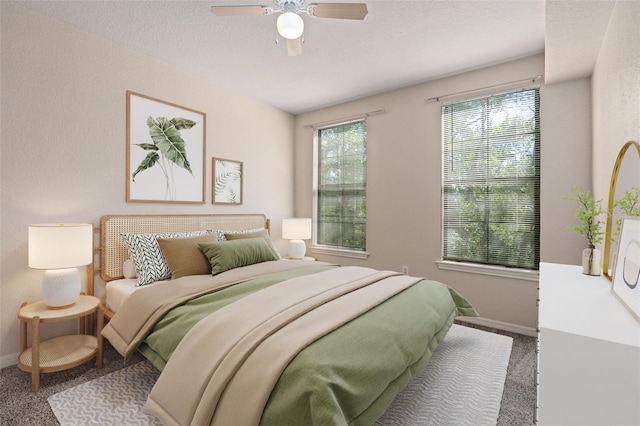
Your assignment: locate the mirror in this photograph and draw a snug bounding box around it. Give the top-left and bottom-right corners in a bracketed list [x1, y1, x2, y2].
[604, 140, 640, 280]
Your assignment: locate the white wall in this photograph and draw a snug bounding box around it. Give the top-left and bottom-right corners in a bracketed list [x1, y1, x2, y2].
[592, 0, 640, 237]
[0, 3, 295, 363]
[540, 77, 593, 261]
[294, 54, 593, 332]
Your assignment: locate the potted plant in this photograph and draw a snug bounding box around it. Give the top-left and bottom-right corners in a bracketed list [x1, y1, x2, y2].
[613, 187, 640, 242]
[568, 186, 605, 275]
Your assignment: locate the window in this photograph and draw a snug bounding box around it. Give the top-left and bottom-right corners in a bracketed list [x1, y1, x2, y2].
[313, 120, 367, 254]
[441, 87, 540, 270]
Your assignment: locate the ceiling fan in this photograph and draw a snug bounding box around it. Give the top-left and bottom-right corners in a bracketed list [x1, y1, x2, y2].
[211, 0, 368, 56]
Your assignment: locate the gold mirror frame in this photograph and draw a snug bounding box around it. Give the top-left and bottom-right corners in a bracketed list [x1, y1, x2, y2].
[603, 140, 640, 281]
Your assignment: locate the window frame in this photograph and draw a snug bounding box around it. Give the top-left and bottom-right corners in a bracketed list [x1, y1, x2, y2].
[311, 119, 369, 259]
[438, 85, 541, 278]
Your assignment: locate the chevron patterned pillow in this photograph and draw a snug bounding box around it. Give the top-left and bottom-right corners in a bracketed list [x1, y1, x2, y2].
[121, 231, 209, 286]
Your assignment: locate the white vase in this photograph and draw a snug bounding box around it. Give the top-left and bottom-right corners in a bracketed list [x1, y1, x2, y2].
[582, 245, 602, 276]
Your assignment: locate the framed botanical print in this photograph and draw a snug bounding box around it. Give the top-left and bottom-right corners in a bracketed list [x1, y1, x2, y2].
[126, 91, 206, 203]
[212, 157, 243, 205]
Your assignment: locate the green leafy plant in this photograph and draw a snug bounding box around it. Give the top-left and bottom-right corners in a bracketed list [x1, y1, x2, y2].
[567, 186, 605, 246]
[612, 187, 640, 243]
[132, 116, 197, 200]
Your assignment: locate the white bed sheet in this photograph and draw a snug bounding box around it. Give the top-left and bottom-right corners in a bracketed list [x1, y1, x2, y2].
[105, 278, 148, 313]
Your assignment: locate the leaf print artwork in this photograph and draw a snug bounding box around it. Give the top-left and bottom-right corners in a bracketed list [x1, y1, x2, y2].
[132, 116, 197, 200]
[126, 91, 205, 204]
[213, 158, 243, 205]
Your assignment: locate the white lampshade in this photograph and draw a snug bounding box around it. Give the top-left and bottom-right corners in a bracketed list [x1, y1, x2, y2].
[282, 218, 312, 240]
[283, 218, 311, 259]
[28, 223, 93, 308]
[277, 12, 304, 40]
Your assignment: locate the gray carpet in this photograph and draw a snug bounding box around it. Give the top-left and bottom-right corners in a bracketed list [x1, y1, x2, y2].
[0, 323, 537, 425]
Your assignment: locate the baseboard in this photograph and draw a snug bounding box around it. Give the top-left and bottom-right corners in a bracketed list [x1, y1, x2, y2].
[458, 316, 537, 337]
[1, 352, 18, 369]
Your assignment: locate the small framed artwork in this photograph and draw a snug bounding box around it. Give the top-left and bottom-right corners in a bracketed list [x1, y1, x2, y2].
[212, 157, 243, 205]
[612, 218, 640, 321]
[126, 91, 206, 203]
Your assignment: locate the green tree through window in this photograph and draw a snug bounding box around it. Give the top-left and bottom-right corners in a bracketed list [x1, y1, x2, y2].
[442, 88, 540, 269]
[316, 120, 367, 251]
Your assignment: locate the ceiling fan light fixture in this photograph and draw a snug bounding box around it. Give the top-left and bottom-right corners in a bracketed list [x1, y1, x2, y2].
[277, 12, 304, 39]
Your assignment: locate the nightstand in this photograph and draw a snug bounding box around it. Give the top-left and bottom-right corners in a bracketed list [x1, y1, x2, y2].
[17, 295, 103, 392]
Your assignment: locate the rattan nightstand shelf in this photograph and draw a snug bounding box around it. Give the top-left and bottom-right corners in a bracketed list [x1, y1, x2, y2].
[17, 295, 103, 392]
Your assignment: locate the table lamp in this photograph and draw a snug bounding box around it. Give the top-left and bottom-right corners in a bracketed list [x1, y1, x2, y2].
[282, 218, 311, 259]
[28, 223, 93, 308]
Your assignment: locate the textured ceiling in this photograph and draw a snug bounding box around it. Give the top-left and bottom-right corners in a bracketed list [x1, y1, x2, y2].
[544, 0, 615, 84]
[15, 0, 604, 114]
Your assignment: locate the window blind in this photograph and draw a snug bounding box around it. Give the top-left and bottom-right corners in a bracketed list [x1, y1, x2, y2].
[316, 120, 367, 251]
[442, 87, 540, 270]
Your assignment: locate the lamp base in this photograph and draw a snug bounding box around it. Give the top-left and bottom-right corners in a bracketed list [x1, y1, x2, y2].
[42, 268, 81, 309]
[287, 240, 307, 259]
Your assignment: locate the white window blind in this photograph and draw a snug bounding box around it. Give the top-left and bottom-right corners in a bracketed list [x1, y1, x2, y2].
[442, 87, 540, 270]
[315, 120, 367, 251]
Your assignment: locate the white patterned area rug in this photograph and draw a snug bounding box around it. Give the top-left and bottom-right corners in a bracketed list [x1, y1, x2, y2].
[49, 325, 512, 426]
[375, 324, 513, 426]
[48, 360, 161, 425]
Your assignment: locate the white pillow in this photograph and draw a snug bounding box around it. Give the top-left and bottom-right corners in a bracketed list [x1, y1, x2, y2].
[121, 231, 209, 286]
[122, 259, 137, 279]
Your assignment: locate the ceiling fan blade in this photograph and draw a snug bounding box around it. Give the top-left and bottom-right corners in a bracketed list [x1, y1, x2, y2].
[286, 37, 303, 56]
[210, 5, 269, 16]
[309, 3, 368, 20]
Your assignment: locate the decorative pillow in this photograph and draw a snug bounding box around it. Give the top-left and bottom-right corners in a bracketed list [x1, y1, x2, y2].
[121, 230, 209, 286]
[216, 227, 266, 241]
[224, 229, 281, 259]
[157, 234, 218, 279]
[210, 229, 227, 241]
[199, 238, 278, 275]
[122, 259, 137, 279]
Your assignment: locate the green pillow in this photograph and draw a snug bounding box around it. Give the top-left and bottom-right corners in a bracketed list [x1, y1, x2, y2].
[199, 238, 278, 275]
[224, 229, 281, 259]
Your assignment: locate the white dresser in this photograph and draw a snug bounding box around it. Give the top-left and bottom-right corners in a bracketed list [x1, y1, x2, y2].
[537, 262, 640, 425]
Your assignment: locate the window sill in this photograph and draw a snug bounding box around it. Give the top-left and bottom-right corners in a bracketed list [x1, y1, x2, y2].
[311, 246, 369, 260]
[435, 260, 539, 282]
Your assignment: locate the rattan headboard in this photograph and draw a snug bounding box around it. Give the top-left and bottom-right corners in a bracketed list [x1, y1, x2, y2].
[99, 214, 269, 281]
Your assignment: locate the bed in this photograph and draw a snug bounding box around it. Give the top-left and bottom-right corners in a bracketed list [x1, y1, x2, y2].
[97, 214, 478, 425]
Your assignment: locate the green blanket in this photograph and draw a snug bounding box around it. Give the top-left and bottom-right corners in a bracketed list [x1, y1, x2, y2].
[264, 277, 475, 426]
[138, 264, 477, 425]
